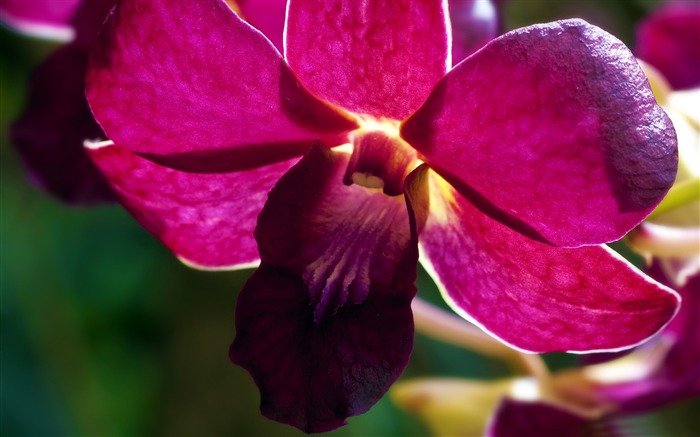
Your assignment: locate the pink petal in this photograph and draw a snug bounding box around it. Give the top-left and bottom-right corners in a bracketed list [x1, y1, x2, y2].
[0, 0, 81, 40]
[636, 3, 700, 90]
[413, 170, 680, 353]
[487, 399, 592, 437]
[402, 19, 678, 247]
[86, 0, 357, 173]
[285, 0, 450, 120]
[236, 0, 287, 52]
[449, 0, 499, 65]
[231, 144, 427, 431]
[601, 270, 700, 413]
[86, 141, 297, 269]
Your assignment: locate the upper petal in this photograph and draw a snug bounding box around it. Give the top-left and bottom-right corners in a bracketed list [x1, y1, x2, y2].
[86, 141, 296, 269]
[230, 144, 427, 431]
[285, 0, 450, 120]
[636, 3, 700, 90]
[413, 170, 680, 353]
[86, 0, 358, 173]
[402, 19, 678, 247]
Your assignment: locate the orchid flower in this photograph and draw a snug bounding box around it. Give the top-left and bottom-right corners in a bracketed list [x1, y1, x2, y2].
[1, 0, 116, 204]
[84, 0, 680, 432]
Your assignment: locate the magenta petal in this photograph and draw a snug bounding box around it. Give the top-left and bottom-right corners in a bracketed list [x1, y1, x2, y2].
[487, 399, 592, 437]
[86, 142, 296, 269]
[86, 0, 357, 173]
[449, 0, 499, 64]
[636, 3, 700, 90]
[402, 19, 678, 247]
[231, 145, 426, 431]
[11, 44, 114, 204]
[417, 175, 680, 353]
[601, 271, 700, 413]
[237, 0, 287, 52]
[286, 0, 449, 120]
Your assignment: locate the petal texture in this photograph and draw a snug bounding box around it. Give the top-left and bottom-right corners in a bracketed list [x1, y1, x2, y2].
[402, 19, 678, 247]
[11, 44, 114, 204]
[230, 144, 426, 432]
[417, 171, 680, 353]
[87, 0, 357, 173]
[636, 3, 700, 90]
[86, 142, 295, 269]
[286, 0, 449, 120]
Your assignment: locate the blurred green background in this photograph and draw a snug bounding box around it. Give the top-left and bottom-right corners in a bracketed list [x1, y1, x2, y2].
[1, 0, 698, 435]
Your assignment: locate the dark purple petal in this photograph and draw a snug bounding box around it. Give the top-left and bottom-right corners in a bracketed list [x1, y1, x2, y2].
[415, 171, 680, 353]
[87, 0, 357, 173]
[86, 141, 296, 269]
[11, 43, 114, 204]
[402, 19, 678, 247]
[601, 271, 700, 413]
[449, 0, 499, 64]
[230, 144, 428, 432]
[230, 263, 415, 433]
[286, 0, 449, 120]
[487, 398, 593, 437]
[636, 3, 700, 90]
[236, 0, 287, 52]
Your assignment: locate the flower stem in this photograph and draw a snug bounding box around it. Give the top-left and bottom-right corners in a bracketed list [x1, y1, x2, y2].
[647, 177, 700, 220]
[411, 298, 550, 379]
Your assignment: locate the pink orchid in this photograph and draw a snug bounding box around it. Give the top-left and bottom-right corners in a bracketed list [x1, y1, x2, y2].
[84, 0, 680, 432]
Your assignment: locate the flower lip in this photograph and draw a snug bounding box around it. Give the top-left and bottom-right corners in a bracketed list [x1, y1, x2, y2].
[344, 116, 420, 196]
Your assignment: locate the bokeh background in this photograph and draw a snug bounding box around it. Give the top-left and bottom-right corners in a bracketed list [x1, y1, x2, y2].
[1, 0, 698, 435]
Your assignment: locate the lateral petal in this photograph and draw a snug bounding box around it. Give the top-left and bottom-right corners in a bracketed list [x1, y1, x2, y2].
[402, 19, 678, 247]
[86, 141, 295, 269]
[87, 0, 357, 173]
[597, 270, 700, 413]
[285, 0, 449, 120]
[230, 144, 426, 432]
[417, 172, 680, 353]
